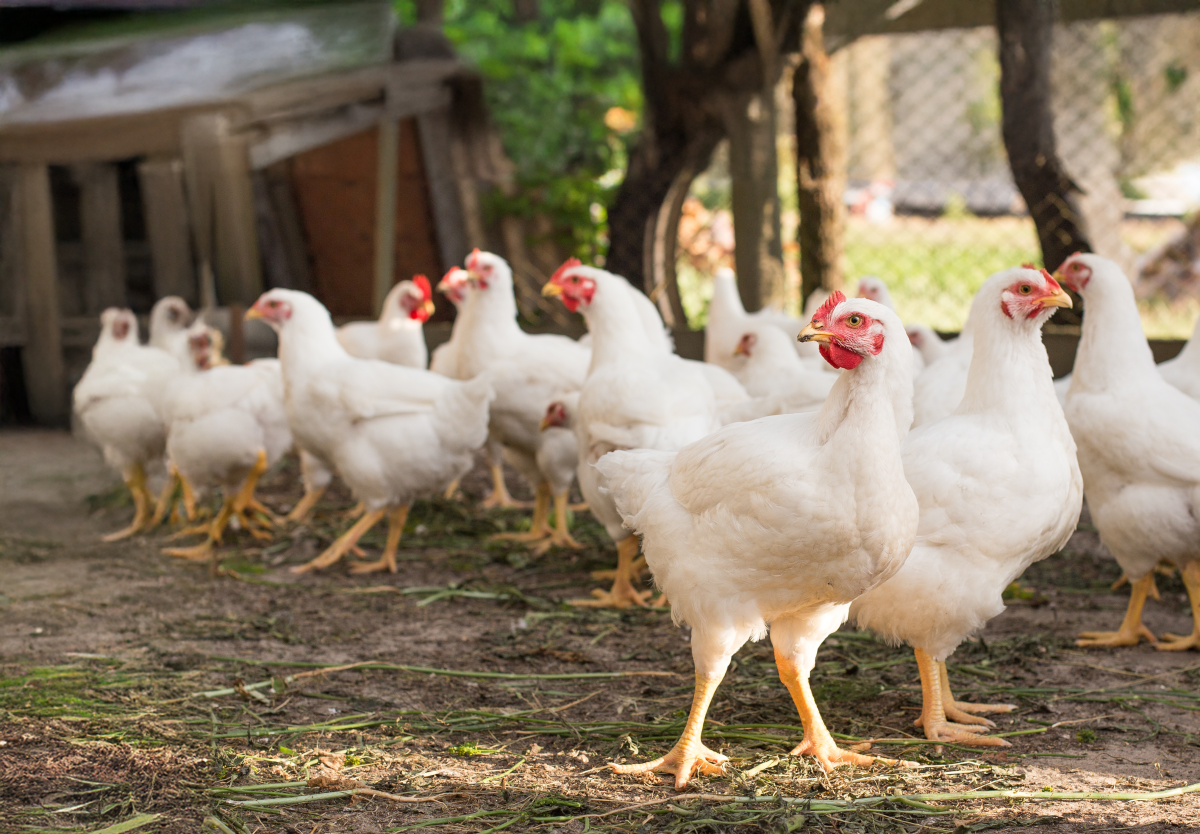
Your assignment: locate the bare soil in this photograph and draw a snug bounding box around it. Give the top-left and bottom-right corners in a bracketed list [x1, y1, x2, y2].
[3, 428, 1200, 833]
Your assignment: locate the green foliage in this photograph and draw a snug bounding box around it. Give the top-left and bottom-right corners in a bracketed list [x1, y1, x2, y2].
[1075, 728, 1097, 744]
[402, 0, 643, 261]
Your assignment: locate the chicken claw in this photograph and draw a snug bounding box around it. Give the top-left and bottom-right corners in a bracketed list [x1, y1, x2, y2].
[922, 662, 1014, 728]
[1077, 574, 1159, 648]
[571, 536, 651, 608]
[790, 734, 893, 771]
[611, 741, 727, 790]
[347, 505, 409, 575]
[479, 464, 531, 509]
[293, 508, 387, 574]
[1155, 562, 1200, 652]
[912, 648, 1011, 747]
[102, 464, 156, 542]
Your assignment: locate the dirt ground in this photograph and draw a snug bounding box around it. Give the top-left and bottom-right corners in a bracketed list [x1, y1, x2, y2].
[3, 428, 1200, 834]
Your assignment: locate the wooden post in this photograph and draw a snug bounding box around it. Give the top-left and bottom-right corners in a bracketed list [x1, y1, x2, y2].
[18, 163, 66, 424]
[417, 106, 469, 273]
[794, 4, 848, 306]
[215, 130, 264, 305]
[996, 0, 1091, 272]
[138, 158, 197, 305]
[72, 162, 127, 314]
[373, 118, 400, 315]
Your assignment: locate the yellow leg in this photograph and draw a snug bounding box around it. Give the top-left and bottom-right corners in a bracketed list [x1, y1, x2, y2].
[491, 483, 552, 542]
[1112, 571, 1161, 600]
[934, 661, 1015, 727]
[531, 491, 584, 555]
[443, 478, 462, 500]
[349, 505, 410, 574]
[292, 508, 387, 574]
[611, 672, 728, 790]
[571, 535, 652, 608]
[163, 496, 237, 576]
[285, 485, 326, 525]
[777, 646, 900, 769]
[1077, 574, 1159, 647]
[479, 464, 531, 510]
[180, 472, 199, 522]
[103, 464, 153, 542]
[148, 466, 181, 530]
[1157, 562, 1200, 651]
[592, 555, 646, 581]
[912, 648, 1010, 747]
[229, 450, 273, 537]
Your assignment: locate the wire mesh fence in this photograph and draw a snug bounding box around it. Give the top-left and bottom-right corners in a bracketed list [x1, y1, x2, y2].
[680, 10, 1200, 337]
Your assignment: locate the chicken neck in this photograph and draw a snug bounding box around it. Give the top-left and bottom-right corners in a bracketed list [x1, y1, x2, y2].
[1071, 274, 1158, 395]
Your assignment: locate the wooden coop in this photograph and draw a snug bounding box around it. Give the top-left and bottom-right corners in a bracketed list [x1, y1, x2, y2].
[0, 2, 493, 425]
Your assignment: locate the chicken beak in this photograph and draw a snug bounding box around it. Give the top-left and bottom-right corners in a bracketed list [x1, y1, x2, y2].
[538, 415, 553, 432]
[1039, 287, 1073, 309]
[422, 299, 436, 317]
[732, 344, 746, 356]
[244, 306, 263, 321]
[798, 322, 833, 344]
[542, 283, 563, 298]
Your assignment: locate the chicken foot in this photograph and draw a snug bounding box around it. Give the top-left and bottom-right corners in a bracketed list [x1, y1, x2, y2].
[285, 485, 327, 525]
[527, 490, 585, 555]
[292, 508, 387, 574]
[571, 535, 652, 608]
[349, 505, 410, 574]
[228, 450, 274, 540]
[592, 555, 646, 581]
[162, 496, 236, 577]
[777, 645, 901, 768]
[912, 647, 1010, 746]
[1077, 573, 1159, 648]
[914, 661, 1016, 729]
[610, 671, 728, 790]
[479, 463, 531, 510]
[1157, 561, 1200, 651]
[443, 478, 463, 500]
[491, 483, 552, 542]
[102, 463, 156, 542]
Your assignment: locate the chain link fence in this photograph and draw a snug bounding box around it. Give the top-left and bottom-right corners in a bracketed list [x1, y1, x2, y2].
[681, 10, 1200, 337]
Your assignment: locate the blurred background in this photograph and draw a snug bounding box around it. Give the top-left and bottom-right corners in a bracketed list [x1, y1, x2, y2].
[1, 0, 1198, 425]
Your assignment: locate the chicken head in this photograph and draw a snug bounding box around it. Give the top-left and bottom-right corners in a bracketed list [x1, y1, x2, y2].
[437, 267, 469, 304]
[799, 291, 885, 370]
[543, 258, 596, 312]
[246, 292, 293, 328]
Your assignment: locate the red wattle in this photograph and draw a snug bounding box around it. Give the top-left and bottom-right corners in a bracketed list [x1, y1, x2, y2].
[820, 342, 863, 370]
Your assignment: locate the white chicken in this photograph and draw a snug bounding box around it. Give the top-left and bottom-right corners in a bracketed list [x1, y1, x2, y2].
[1058, 253, 1200, 650]
[729, 325, 837, 402]
[1156, 313, 1200, 401]
[705, 266, 820, 369]
[158, 328, 293, 571]
[851, 268, 1081, 745]
[247, 289, 495, 574]
[148, 296, 194, 363]
[911, 313, 978, 428]
[336, 276, 434, 368]
[73, 308, 180, 540]
[543, 261, 722, 608]
[595, 292, 918, 786]
[906, 324, 949, 367]
[455, 250, 591, 551]
[431, 266, 520, 506]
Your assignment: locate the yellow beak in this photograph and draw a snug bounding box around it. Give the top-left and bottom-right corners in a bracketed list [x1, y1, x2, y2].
[1039, 287, 1073, 309]
[422, 299, 436, 316]
[798, 322, 833, 344]
[732, 343, 747, 357]
[538, 415, 553, 432]
[542, 283, 563, 298]
[244, 307, 263, 321]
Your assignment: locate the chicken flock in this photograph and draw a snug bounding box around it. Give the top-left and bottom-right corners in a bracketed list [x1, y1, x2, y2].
[73, 250, 1200, 789]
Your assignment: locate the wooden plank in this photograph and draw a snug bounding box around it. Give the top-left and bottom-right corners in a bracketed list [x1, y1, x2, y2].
[181, 114, 224, 309]
[214, 130, 264, 305]
[138, 158, 198, 305]
[72, 162, 127, 314]
[416, 105, 468, 272]
[248, 103, 383, 170]
[373, 118, 400, 315]
[254, 162, 314, 294]
[18, 163, 66, 424]
[0, 165, 21, 319]
[0, 104, 224, 165]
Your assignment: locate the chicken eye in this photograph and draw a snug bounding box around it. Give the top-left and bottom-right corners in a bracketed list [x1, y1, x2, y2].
[1019, 285, 1033, 295]
[846, 314, 863, 327]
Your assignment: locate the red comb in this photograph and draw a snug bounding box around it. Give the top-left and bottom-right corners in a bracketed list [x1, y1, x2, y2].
[1021, 262, 1037, 270]
[413, 274, 432, 299]
[439, 267, 461, 286]
[813, 290, 846, 322]
[467, 248, 482, 270]
[1041, 268, 1061, 290]
[551, 257, 583, 285]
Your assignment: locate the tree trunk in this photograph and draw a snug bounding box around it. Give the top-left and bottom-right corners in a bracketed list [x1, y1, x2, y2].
[996, 0, 1090, 272]
[793, 4, 847, 307]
